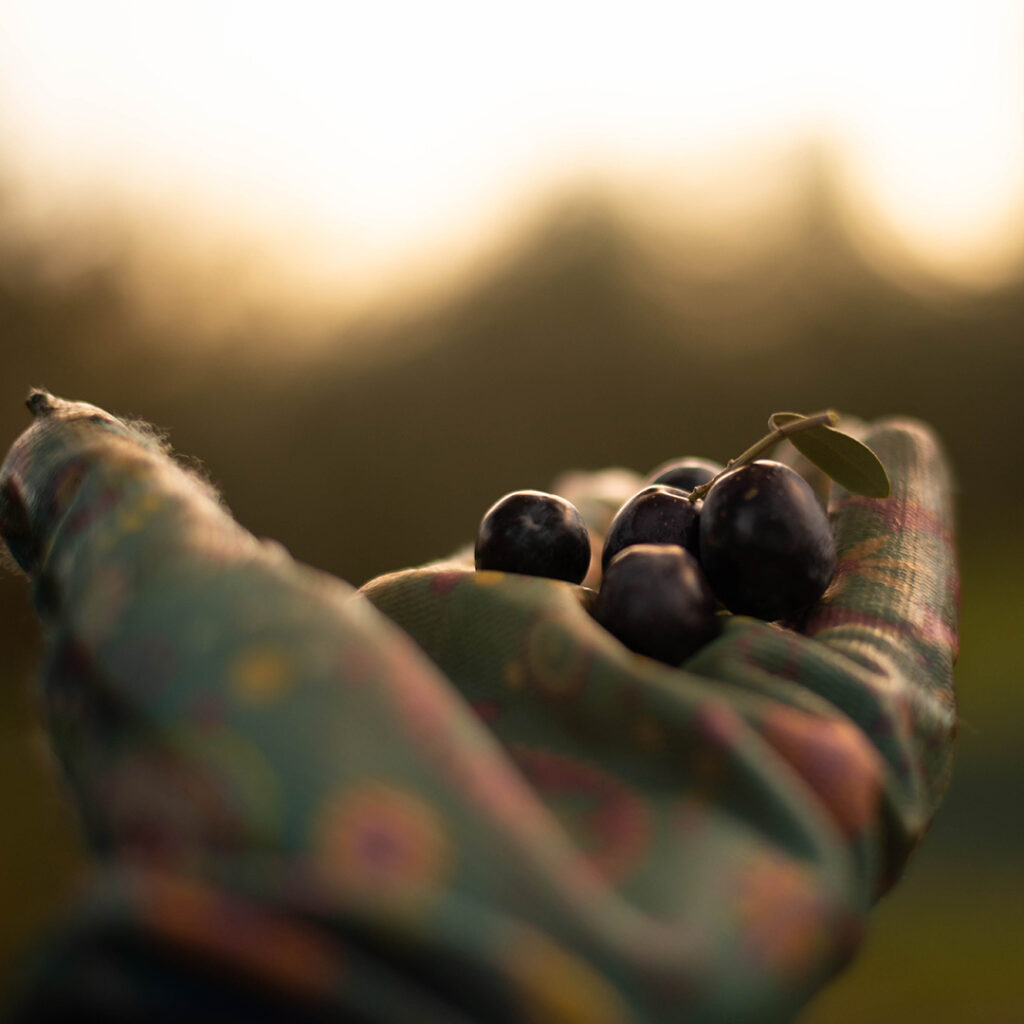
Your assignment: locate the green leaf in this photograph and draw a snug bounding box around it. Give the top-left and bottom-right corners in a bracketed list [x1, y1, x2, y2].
[769, 412, 891, 498]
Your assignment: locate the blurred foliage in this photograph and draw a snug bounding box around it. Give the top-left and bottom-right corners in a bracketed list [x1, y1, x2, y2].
[0, 154, 1021, 1020]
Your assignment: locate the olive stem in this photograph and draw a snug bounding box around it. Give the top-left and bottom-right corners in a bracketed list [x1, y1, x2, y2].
[687, 410, 839, 502]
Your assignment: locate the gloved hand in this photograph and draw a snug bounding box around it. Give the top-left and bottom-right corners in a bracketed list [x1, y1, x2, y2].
[0, 392, 958, 1024]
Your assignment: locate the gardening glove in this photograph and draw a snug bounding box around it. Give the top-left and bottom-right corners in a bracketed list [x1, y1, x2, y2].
[0, 392, 957, 1024]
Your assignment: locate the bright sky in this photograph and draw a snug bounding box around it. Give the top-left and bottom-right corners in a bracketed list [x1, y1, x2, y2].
[1, 1, 1022, 288]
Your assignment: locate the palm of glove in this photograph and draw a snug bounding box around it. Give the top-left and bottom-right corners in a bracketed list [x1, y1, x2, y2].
[362, 419, 957, 900]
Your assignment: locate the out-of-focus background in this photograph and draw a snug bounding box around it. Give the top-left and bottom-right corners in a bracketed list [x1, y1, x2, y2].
[1, 3, 1021, 1019]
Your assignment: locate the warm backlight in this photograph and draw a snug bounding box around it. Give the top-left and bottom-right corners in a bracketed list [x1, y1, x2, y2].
[1, 1, 1021, 288]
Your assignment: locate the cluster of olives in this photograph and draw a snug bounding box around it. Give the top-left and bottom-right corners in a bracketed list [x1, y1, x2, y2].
[474, 455, 837, 666]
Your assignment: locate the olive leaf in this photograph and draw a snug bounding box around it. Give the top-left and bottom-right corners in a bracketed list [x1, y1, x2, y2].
[769, 412, 891, 498]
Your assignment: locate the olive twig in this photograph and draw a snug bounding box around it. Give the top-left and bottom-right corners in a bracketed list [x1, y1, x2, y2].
[686, 410, 839, 502]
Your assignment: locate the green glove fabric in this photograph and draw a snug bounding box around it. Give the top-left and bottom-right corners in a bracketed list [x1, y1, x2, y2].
[0, 392, 957, 1024]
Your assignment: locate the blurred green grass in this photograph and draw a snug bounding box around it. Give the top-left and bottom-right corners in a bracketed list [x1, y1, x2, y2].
[0, 627, 86, 997]
[802, 853, 1024, 1022]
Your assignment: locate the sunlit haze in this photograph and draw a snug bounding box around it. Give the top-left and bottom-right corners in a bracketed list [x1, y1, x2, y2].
[1, 0, 1022, 298]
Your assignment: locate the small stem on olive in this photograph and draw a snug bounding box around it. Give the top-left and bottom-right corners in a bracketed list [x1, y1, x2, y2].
[687, 410, 838, 502]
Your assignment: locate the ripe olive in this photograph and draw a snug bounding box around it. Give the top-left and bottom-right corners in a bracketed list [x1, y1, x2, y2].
[699, 460, 836, 621]
[601, 485, 701, 569]
[645, 456, 723, 493]
[592, 544, 719, 665]
[475, 490, 591, 584]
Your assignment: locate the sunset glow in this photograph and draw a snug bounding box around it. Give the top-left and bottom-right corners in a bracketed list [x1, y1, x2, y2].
[1, 1, 1021, 290]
